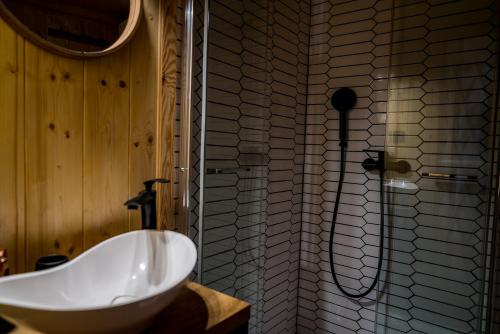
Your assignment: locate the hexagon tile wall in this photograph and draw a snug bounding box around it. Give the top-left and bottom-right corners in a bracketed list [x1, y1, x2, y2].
[299, 1, 499, 334]
[193, 1, 310, 333]
[299, 0, 391, 332]
[175, 0, 500, 333]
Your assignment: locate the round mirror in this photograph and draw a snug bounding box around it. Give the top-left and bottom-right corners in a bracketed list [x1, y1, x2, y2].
[0, 0, 142, 57]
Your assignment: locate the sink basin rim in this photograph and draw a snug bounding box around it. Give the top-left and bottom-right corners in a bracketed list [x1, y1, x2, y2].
[0, 230, 197, 312]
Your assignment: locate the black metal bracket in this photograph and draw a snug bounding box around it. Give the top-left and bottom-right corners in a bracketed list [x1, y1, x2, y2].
[362, 149, 385, 171]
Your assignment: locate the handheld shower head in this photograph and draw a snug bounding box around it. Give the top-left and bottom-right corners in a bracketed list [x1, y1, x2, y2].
[330, 87, 357, 147]
[328, 87, 385, 299]
[331, 87, 357, 111]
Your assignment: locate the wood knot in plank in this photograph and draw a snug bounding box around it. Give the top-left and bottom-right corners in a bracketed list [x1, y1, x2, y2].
[8, 63, 17, 74]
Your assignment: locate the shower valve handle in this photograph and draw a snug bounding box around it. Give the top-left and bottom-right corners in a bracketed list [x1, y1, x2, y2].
[362, 149, 385, 171]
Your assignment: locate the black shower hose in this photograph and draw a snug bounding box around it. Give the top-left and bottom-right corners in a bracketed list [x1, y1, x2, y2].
[329, 145, 385, 298]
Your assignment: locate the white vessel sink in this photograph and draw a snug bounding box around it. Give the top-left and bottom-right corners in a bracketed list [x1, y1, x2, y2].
[0, 230, 197, 334]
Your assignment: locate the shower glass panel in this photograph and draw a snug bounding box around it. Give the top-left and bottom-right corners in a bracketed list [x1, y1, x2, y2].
[198, 1, 272, 332]
[191, 0, 499, 333]
[377, 2, 499, 334]
[195, 1, 309, 333]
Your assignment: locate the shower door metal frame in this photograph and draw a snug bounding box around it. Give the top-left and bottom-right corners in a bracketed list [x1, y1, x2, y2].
[179, 0, 209, 283]
[484, 51, 500, 334]
[195, 0, 210, 283]
[179, 0, 194, 242]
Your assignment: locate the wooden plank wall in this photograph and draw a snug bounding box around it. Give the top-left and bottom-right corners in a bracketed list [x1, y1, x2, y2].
[158, 0, 177, 232]
[0, 0, 177, 273]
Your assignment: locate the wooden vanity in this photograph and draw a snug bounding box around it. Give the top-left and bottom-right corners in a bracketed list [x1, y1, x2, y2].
[147, 282, 250, 334]
[11, 282, 250, 334]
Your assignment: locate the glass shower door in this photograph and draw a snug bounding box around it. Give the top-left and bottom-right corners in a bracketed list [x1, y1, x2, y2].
[197, 1, 271, 332]
[377, 1, 499, 333]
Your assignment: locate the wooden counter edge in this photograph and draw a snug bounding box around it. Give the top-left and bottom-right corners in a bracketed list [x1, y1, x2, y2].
[149, 282, 251, 334]
[189, 282, 251, 334]
[10, 282, 251, 334]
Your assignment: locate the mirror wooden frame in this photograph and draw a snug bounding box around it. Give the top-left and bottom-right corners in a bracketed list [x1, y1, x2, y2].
[0, 0, 142, 58]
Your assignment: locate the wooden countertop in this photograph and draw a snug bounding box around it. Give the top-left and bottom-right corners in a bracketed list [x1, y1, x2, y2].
[148, 282, 250, 333]
[10, 282, 251, 334]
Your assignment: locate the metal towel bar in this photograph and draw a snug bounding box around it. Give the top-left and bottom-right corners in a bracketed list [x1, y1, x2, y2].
[421, 172, 478, 181]
[206, 167, 251, 174]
